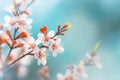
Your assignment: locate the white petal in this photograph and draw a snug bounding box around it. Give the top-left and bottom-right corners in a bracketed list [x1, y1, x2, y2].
[79, 60, 85, 66]
[95, 62, 103, 69]
[57, 73, 64, 80]
[36, 39, 41, 45]
[56, 38, 61, 44]
[26, 19, 33, 25]
[4, 16, 11, 23]
[38, 59, 42, 65]
[49, 46, 52, 52]
[4, 5, 14, 13]
[21, 14, 28, 18]
[26, 37, 35, 44]
[41, 58, 47, 65]
[57, 47, 64, 53]
[38, 33, 44, 41]
[26, 25, 32, 29]
[0, 31, 3, 34]
[52, 51, 57, 57]
[86, 53, 92, 59]
[48, 30, 55, 38]
[41, 48, 46, 53]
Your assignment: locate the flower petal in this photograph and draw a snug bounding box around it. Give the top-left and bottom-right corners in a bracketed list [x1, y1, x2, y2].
[26, 19, 33, 25]
[57, 47, 64, 53]
[4, 16, 11, 23]
[86, 53, 92, 59]
[41, 58, 47, 65]
[38, 59, 42, 65]
[52, 51, 57, 57]
[48, 30, 55, 38]
[57, 73, 64, 80]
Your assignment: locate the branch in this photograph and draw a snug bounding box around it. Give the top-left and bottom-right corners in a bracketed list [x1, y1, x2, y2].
[13, 28, 18, 39]
[2, 50, 33, 71]
[3, 48, 12, 67]
[4, 28, 19, 67]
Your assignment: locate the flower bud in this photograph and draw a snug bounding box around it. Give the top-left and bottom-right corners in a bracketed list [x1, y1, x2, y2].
[65, 23, 71, 29]
[6, 30, 11, 35]
[19, 32, 28, 38]
[12, 40, 17, 45]
[18, 43, 24, 47]
[40, 26, 48, 33]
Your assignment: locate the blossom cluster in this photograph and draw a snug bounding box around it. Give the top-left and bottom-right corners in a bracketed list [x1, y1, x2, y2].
[37, 43, 102, 80]
[57, 53, 102, 80]
[37, 52, 102, 80]
[0, 0, 70, 78]
[57, 43, 102, 80]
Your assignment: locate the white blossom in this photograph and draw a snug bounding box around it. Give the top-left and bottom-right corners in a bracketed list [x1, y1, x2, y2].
[4, 14, 33, 30]
[86, 53, 103, 69]
[49, 37, 64, 57]
[34, 48, 47, 65]
[37, 30, 55, 45]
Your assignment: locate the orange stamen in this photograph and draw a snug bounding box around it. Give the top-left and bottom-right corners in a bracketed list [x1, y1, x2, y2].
[0, 37, 3, 43]
[18, 43, 24, 47]
[40, 26, 48, 33]
[22, 10, 29, 15]
[3, 38, 8, 43]
[12, 40, 17, 45]
[19, 32, 28, 38]
[8, 54, 14, 61]
[6, 30, 11, 35]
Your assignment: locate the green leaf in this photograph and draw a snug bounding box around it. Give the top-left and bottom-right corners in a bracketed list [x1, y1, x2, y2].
[92, 41, 100, 54]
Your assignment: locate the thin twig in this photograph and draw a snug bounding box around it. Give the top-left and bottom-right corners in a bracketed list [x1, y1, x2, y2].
[0, 44, 4, 64]
[4, 28, 19, 67]
[13, 28, 18, 39]
[25, 0, 35, 9]
[3, 44, 48, 70]
[3, 48, 12, 67]
[2, 50, 33, 71]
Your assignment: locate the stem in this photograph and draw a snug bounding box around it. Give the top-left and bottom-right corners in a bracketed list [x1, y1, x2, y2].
[2, 50, 33, 70]
[3, 44, 48, 70]
[25, 0, 35, 9]
[13, 28, 18, 39]
[0, 44, 3, 64]
[4, 28, 18, 67]
[4, 48, 12, 67]
[39, 45, 49, 49]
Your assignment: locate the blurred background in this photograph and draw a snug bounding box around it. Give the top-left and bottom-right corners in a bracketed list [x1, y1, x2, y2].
[0, 0, 120, 80]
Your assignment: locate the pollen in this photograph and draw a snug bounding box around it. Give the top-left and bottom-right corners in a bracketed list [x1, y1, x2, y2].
[65, 23, 71, 29]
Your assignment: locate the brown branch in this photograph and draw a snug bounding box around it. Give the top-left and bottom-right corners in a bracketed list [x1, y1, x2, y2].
[13, 28, 18, 39]
[25, 0, 36, 9]
[3, 48, 12, 67]
[2, 50, 33, 71]
[0, 44, 3, 64]
[4, 28, 19, 67]
[3, 44, 48, 70]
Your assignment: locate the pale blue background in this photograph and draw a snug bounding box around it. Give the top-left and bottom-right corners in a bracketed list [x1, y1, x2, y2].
[0, 0, 120, 80]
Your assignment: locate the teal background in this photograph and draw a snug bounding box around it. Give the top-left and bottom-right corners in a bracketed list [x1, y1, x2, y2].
[0, 0, 120, 80]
